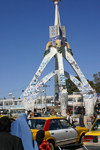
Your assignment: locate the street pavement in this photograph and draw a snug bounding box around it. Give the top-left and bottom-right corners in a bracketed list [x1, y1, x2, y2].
[61, 143, 89, 150]
[62, 148, 83, 150]
[62, 148, 85, 150]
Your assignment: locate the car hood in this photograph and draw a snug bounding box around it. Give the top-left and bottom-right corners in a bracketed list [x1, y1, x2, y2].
[76, 126, 89, 132]
[85, 131, 100, 136]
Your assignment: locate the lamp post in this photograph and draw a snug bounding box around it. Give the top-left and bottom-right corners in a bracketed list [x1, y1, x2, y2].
[12, 96, 15, 115]
[73, 94, 75, 117]
[9, 92, 12, 117]
[39, 89, 42, 111]
[43, 84, 50, 113]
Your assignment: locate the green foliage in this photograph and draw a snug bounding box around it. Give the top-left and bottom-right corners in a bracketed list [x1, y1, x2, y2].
[94, 83, 100, 93]
[93, 72, 100, 93]
[93, 72, 100, 84]
[65, 72, 100, 94]
[66, 78, 79, 94]
[66, 77, 96, 94]
[87, 80, 95, 89]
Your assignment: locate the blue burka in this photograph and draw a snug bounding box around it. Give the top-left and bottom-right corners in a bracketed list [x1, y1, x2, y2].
[11, 113, 38, 150]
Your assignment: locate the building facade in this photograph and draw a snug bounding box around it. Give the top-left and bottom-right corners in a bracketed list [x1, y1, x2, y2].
[0, 93, 83, 113]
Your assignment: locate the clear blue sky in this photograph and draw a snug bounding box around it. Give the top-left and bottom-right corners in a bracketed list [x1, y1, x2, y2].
[0, 0, 100, 99]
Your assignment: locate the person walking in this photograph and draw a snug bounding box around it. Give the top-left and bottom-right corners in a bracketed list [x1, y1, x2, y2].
[36, 130, 51, 150]
[79, 111, 85, 127]
[66, 111, 73, 124]
[0, 116, 24, 150]
[27, 110, 32, 118]
[11, 113, 38, 150]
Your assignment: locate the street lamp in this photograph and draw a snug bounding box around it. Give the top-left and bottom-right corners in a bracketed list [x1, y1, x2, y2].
[39, 89, 42, 111]
[40, 90, 45, 111]
[73, 93, 75, 117]
[9, 92, 12, 116]
[43, 84, 50, 112]
[12, 96, 15, 115]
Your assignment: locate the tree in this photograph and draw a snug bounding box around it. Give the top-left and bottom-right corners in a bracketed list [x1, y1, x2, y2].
[93, 72, 100, 84]
[66, 77, 95, 94]
[66, 77, 79, 94]
[93, 72, 100, 93]
[87, 80, 95, 89]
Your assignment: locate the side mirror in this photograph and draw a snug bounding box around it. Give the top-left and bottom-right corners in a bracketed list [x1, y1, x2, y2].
[72, 121, 76, 128]
[93, 126, 98, 130]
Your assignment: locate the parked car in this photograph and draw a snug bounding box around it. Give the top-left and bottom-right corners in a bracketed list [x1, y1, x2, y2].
[27, 116, 88, 149]
[83, 118, 100, 150]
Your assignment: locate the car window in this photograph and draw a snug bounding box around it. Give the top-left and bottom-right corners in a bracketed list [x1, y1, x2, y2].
[27, 119, 46, 130]
[49, 119, 62, 130]
[49, 119, 70, 130]
[60, 119, 70, 129]
[91, 119, 100, 131]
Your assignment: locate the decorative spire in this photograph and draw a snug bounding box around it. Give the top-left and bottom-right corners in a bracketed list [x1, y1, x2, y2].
[52, 0, 61, 4]
[52, 0, 61, 26]
[49, 0, 66, 45]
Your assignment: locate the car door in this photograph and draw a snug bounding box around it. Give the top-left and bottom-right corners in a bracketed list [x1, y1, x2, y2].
[49, 119, 77, 146]
[60, 119, 77, 144]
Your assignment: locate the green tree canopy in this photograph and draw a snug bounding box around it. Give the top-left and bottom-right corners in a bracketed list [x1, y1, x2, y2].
[93, 72, 100, 84]
[66, 77, 79, 94]
[66, 76, 95, 94]
[93, 72, 100, 93]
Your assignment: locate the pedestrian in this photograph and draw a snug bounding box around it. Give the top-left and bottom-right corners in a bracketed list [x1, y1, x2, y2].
[30, 111, 34, 118]
[0, 116, 24, 150]
[50, 109, 56, 117]
[92, 112, 97, 124]
[27, 110, 32, 118]
[66, 111, 73, 124]
[11, 113, 39, 150]
[79, 111, 85, 127]
[36, 130, 51, 150]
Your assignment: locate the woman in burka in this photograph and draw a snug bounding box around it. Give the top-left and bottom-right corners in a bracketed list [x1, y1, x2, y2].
[11, 113, 39, 150]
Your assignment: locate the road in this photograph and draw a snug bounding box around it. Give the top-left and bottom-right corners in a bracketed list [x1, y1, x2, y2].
[62, 145, 100, 150]
[60, 143, 90, 150]
[60, 144, 84, 150]
[62, 147, 84, 150]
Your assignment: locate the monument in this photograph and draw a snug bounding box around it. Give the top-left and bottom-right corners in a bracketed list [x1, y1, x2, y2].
[22, 0, 97, 116]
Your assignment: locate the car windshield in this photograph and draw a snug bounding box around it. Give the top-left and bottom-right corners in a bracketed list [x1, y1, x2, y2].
[27, 119, 46, 130]
[91, 119, 100, 131]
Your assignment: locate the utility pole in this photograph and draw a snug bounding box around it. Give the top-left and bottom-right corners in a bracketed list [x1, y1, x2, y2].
[40, 89, 42, 111]
[9, 92, 12, 117]
[12, 96, 15, 116]
[43, 84, 50, 112]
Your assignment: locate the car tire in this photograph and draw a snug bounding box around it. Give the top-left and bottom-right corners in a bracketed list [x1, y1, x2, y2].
[49, 142, 55, 150]
[79, 134, 85, 144]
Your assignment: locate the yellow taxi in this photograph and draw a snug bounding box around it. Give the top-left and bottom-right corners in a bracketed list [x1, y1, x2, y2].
[83, 118, 100, 150]
[27, 116, 88, 149]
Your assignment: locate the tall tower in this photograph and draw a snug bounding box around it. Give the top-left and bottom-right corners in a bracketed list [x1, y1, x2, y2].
[22, 0, 97, 117]
[50, 0, 67, 104]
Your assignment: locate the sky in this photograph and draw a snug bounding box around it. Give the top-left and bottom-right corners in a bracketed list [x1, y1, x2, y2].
[0, 0, 100, 99]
